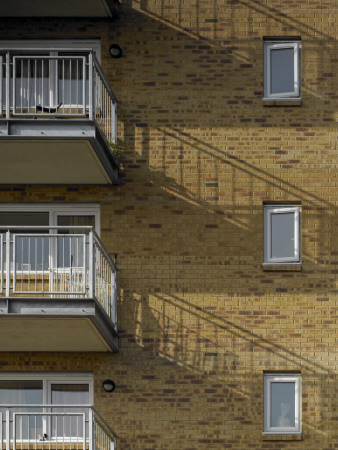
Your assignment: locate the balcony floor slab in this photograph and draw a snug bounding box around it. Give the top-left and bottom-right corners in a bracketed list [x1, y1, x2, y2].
[0, 297, 118, 352]
[0, 120, 119, 184]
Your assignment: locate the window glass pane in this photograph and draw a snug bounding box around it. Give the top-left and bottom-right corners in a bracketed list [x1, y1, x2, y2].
[0, 381, 43, 439]
[0, 380, 43, 404]
[0, 212, 49, 229]
[271, 212, 295, 259]
[57, 215, 95, 232]
[0, 213, 50, 271]
[57, 216, 95, 268]
[51, 384, 89, 437]
[51, 384, 89, 405]
[270, 382, 295, 427]
[270, 48, 294, 94]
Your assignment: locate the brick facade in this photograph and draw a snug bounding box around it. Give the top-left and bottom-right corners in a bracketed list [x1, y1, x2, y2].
[0, 0, 337, 448]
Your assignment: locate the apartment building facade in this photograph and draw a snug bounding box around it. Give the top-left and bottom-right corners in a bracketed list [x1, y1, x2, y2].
[0, 0, 336, 448]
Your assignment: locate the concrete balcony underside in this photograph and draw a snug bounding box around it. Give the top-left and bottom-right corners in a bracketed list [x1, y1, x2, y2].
[0, 120, 119, 184]
[0, 0, 119, 18]
[0, 297, 118, 352]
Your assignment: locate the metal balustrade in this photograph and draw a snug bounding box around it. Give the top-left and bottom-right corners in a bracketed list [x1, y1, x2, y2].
[0, 226, 117, 325]
[0, 49, 117, 144]
[0, 406, 117, 450]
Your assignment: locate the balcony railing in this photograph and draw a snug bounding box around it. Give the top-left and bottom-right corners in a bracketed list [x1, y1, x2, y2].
[0, 49, 117, 143]
[0, 405, 117, 450]
[0, 226, 117, 329]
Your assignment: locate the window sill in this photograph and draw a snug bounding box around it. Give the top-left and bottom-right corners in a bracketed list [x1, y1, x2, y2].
[263, 98, 302, 107]
[262, 263, 302, 272]
[261, 433, 302, 441]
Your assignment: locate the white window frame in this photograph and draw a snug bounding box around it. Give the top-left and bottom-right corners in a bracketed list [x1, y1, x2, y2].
[264, 41, 301, 99]
[0, 40, 101, 62]
[264, 205, 301, 264]
[0, 373, 93, 441]
[264, 374, 301, 434]
[0, 203, 100, 235]
[0, 372, 93, 405]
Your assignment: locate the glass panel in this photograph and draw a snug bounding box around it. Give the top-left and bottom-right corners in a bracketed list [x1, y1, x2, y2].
[270, 382, 295, 427]
[57, 216, 95, 233]
[51, 384, 89, 438]
[0, 212, 49, 229]
[271, 212, 295, 259]
[57, 216, 95, 268]
[0, 213, 49, 270]
[270, 48, 294, 94]
[57, 57, 87, 107]
[0, 380, 43, 439]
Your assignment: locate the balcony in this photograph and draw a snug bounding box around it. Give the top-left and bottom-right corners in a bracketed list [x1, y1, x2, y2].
[0, 49, 119, 185]
[0, 405, 117, 450]
[0, 227, 118, 352]
[0, 0, 120, 18]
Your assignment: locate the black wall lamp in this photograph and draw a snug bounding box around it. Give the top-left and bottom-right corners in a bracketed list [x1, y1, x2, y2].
[103, 379, 116, 393]
[109, 44, 122, 59]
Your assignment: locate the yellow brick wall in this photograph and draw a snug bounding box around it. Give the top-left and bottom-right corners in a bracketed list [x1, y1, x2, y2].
[0, 0, 337, 447]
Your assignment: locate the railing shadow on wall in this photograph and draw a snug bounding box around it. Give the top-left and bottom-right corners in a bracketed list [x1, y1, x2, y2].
[111, 3, 337, 445]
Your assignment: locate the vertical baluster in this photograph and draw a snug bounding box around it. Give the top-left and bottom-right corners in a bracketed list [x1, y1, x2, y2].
[106, 87, 108, 138]
[20, 414, 23, 450]
[28, 237, 31, 291]
[34, 59, 37, 113]
[76, 58, 79, 115]
[69, 60, 72, 115]
[35, 236, 37, 292]
[5, 52, 10, 118]
[20, 236, 23, 292]
[62, 59, 65, 115]
[34, 415, 37, 450]
[42, 236, 45, 292]
[41, 59, 44, 112]
[56, 416, 58, 449]
[62, 415, 65, 450]
[20, 59, 23, 113]
[28, 59, 31, 112]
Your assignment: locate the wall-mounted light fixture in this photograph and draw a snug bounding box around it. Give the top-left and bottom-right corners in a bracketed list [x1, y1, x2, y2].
[109, 44, 122, 58]
[103, 379, 116, 393]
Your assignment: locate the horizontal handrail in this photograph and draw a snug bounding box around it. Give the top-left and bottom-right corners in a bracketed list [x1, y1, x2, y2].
[0, 405, 93, 408]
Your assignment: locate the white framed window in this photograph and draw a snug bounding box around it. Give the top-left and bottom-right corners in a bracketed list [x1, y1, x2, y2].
[264, 39, 301, 99]
[0, 203, 100, 272]
[264, 205, 301, 264]
[0, 203, 100, 233]
[0, 373, 93, 440]
[264, 374, 301, 434]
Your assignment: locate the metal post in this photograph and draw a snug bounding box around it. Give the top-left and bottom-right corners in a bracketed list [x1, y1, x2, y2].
[5, 231, 10, 298]
[5, 52, 10, 118]
[88, 230, 94, 299]
[113, 254, 117, 327]
[88, 52, 94, 120]
[88, 408, 93, 450]
[5, 410, 10, 450]
[82, 413, 86, 448]
[12, 413, 16, 450]
[114, 102, 118, 144]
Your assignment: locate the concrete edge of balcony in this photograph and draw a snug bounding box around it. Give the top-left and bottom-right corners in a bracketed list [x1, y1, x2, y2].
[0, 296, 118, 352]
[0, 0, 120, 19]
[0, 119, 120, 185]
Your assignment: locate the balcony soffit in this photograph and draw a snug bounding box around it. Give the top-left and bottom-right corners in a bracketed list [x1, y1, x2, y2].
[0, 0, 119, 18]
